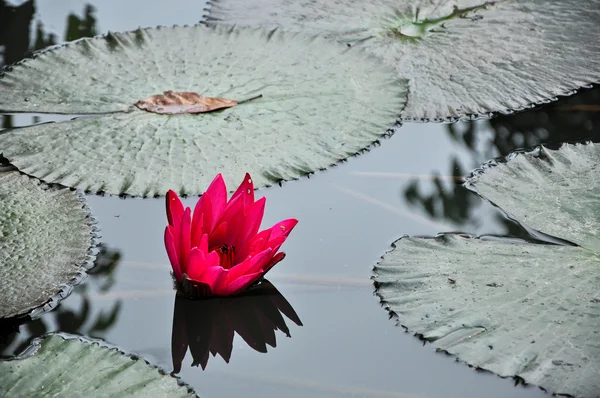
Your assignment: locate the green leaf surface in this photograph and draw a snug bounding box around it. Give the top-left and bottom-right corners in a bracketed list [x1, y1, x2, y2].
[0, 334, 196, 397]
[467, 142, 600, 252]
[0, 171, 96, 319]
[0, 25, 406, 196]
[374, 234, 600, 398]
[206, 0, 600, 121]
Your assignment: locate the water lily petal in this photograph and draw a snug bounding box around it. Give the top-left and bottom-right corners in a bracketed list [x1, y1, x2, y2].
[166, 190, 184, 229]
[204, 174, 228, 229]
[264, 251, 286, 274]
[229, 172, 255, 209]
[191, 202, 206, 247]
[238, 197, 266, 246]
[178, 207, 192, 275]
[227, 248, 273, 282]
[209, 221, 229, 249]
[267, 218, 298, 240]
[219, 271, 263, 296]
[165, 226, 182, 282]
[187, 249, 222, 282]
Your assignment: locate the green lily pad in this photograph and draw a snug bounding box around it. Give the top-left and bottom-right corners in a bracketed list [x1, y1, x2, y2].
[206, 0, 600, 121]
[0, 25, 406, 196]
[374, 234, 600, 398]
[0, 333, 196, 397]
[467, 142, 600, 251]
[373, 142, 600, 397]
[0, 171, 97, 319]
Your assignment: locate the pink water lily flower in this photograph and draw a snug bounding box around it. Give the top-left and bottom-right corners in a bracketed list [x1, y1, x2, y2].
[165, 173, 297, 297]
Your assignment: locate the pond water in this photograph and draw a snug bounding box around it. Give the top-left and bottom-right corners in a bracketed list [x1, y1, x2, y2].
[1, 1, 599, 397]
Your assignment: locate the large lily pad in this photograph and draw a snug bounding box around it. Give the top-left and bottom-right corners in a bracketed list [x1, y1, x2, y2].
[373, 142, 600, 397]
[0, 333, 196, 397]
[0, 25, 406, 196]
[0, 171, 97, 319]
[206, 0, 600, 121]
[375, 234, 600, 398]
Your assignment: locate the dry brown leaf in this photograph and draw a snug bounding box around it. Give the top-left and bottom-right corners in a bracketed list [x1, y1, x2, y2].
[134, 90, 261, 114]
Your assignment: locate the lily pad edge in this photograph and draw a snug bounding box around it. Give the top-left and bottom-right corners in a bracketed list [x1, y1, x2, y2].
[371, 232, 555, 394]
[2, 332, 198, 397]
[0, 170, 100, 322]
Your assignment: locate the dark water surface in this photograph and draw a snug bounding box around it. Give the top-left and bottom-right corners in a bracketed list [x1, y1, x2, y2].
[1, 1, 599, 397]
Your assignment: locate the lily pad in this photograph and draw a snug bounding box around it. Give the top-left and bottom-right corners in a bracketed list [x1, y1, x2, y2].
[373, 142, 600, 397]
[0, 171, 97, 319]
[374, 234, 600, 398]
[467, 142, 600, 251]
[0, 333, 196, 397]
[206, 0, 600, 121]
[0, 25, 406, 196]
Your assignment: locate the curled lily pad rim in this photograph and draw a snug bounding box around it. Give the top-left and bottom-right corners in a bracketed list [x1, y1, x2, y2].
[0, 171, 101, 321]
[463, 139, 595, 246]
[1, 332, 198, 396]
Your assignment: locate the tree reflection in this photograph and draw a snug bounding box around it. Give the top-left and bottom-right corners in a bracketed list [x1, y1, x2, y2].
[171, 281, 302, 372]
[402, 87, 600, 231]
[0, 245, 122, 357]
[65, 4, 97, 42]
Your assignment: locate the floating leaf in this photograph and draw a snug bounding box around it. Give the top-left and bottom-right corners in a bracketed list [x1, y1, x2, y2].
[0, 171, 97, 320]
[134, 90, 260, 114]
[206, 0, 600, 121]
[0, 25, 406, 196]
[374, 142, 600, 397]
[374, 234, 600, 398]
[0, 333, 196, 397]
[467, 142, 600, 251]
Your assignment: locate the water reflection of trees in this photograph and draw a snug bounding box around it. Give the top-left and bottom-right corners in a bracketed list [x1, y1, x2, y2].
[402, 87, 600, 233]
[0, 245, 122, 357]
[0, 1, 98, 131]
[0, 1, 97, 68]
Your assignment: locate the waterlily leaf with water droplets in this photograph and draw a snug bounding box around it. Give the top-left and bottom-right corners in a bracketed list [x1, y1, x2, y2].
[206, 0, 600, 121]
[0, 171, 97, 320]
[0, 25, 405, 196]
[467, 142, 600, 251]
[374, 234, 600, 398]
[0, 333, 196, 397]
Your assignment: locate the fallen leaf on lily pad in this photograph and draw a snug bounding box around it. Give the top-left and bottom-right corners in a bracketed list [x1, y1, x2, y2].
[135, 90, 262, 114]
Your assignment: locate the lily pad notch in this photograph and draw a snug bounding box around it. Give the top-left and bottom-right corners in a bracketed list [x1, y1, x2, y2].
[373, 142, 600, 398]
[0, 171, 99, 321]
[0, 333, 197, 397]
[0, 24, 407, 197]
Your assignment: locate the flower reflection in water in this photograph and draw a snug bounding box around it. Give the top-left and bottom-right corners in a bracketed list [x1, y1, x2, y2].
[171, 280, 302, 372]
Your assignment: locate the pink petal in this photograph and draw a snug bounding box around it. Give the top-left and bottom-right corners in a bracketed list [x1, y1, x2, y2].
[165, 226, 182, 282]
[190, 204, 206, 248]
[199, 233, 209, 253]
[238, 197, 266, 246]
[263, 251, 286, 273]
[227, 248, 273, 282]
[187, 249, 222, 281]
[166, 190, 184, 229]
[209, 221, 228, 249]
[235, 230, 270, 262]
[204, 174, 228, 228]
[219, 271, 263, 296]
[266, 218, 298, 240]
[229, 172, 255, 209]
[219, 195, 244, 227]
[177, 207, 192, 275]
